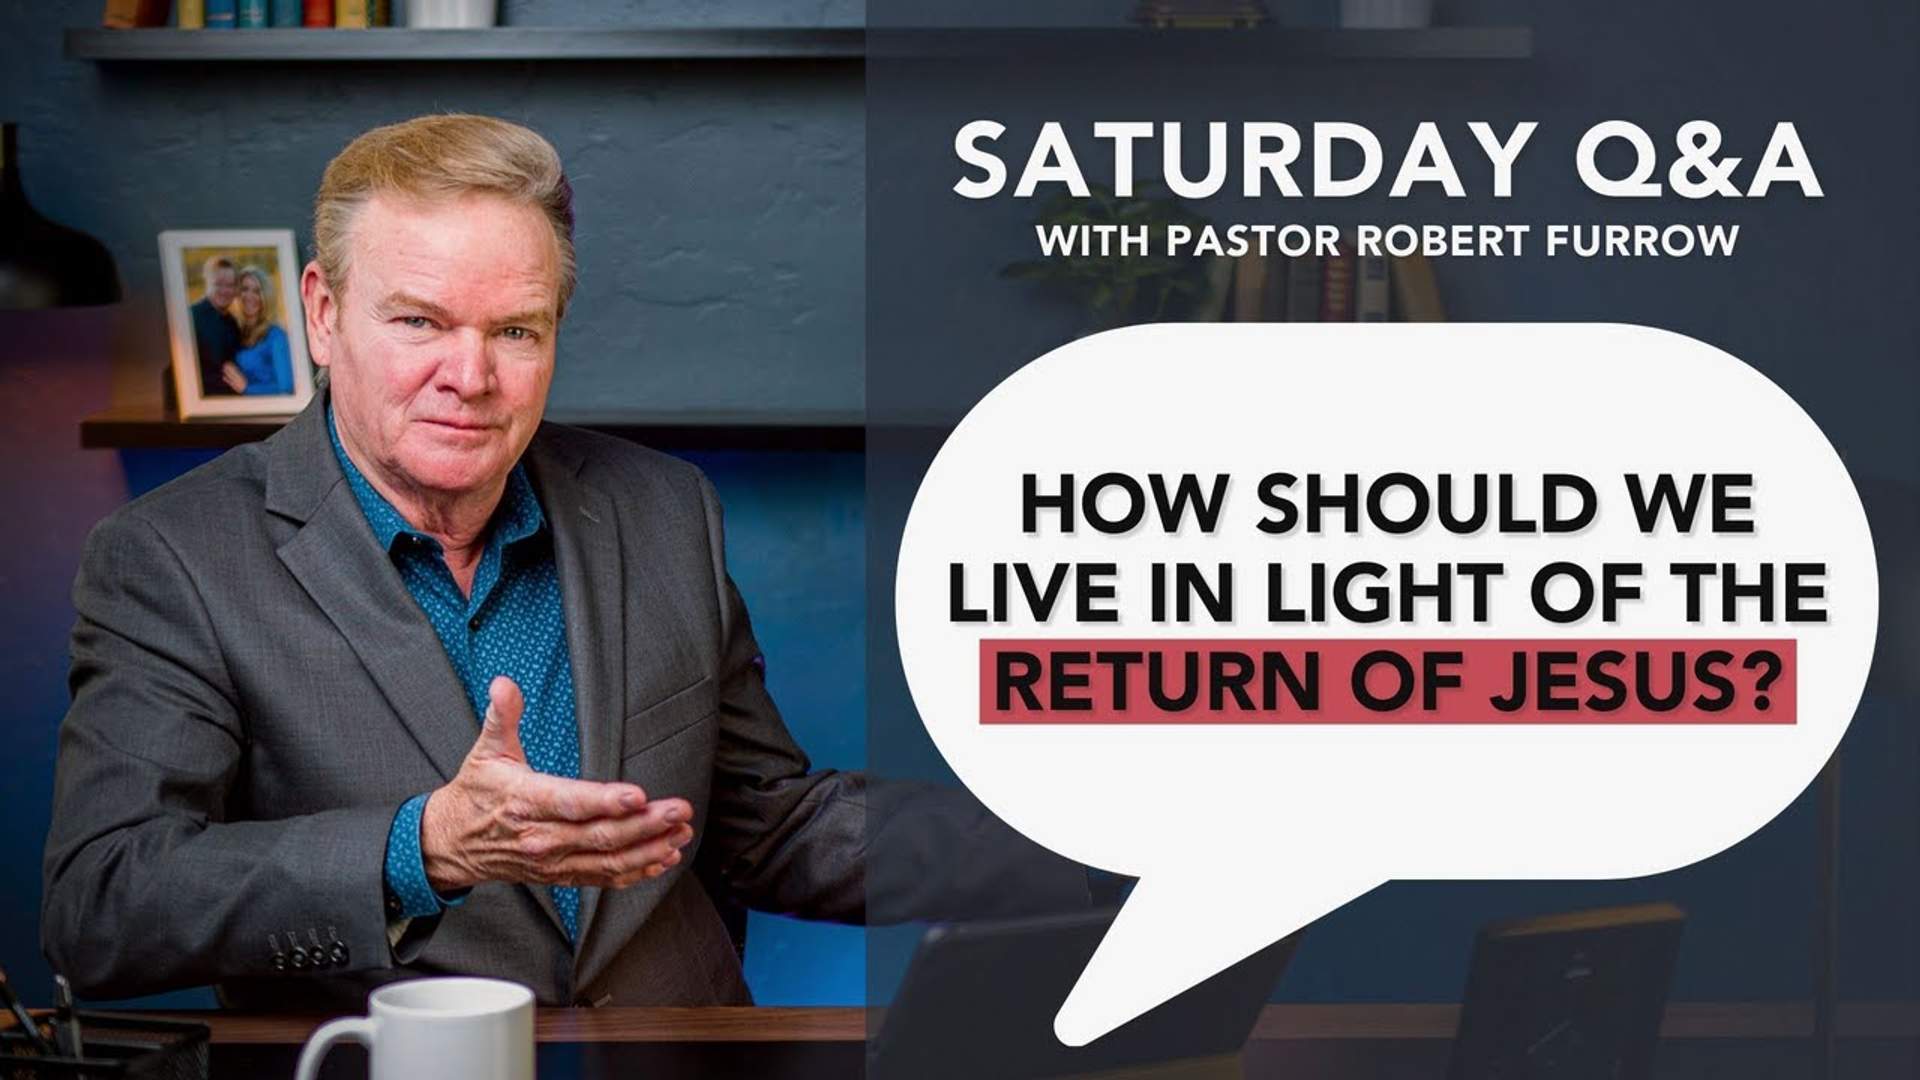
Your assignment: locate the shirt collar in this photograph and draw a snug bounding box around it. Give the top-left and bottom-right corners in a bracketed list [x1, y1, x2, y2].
[327, 404, 545, 555]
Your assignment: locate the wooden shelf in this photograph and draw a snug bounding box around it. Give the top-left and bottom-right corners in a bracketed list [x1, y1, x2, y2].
[65, 26, 1532, 64]
[79, 405, 864, 452]
[65, 27, 865, 61]
[871, 26, 1533, 61]
[141, 1006, 866, 1045]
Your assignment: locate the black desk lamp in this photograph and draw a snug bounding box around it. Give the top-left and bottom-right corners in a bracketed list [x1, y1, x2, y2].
[0, 122, 120, 309]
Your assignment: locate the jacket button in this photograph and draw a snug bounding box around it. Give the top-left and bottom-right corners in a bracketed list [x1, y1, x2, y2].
[271, 953, 288, 972]
[330, 943, 350, 966]
[288, 946, 309, 970]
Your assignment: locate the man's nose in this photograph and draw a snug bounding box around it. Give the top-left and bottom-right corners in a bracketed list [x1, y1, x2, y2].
[436, 329, 495, 398]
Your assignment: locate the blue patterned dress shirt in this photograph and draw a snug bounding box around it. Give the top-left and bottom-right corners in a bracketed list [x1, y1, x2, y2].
[328, 408, 583, 944]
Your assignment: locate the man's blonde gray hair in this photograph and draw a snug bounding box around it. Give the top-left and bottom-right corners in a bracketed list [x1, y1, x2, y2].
[311, 113, 577, 318]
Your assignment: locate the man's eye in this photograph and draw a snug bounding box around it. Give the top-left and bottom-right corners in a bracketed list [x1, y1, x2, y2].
[398, 316, 433, 330]
[501, 327, 534, 341]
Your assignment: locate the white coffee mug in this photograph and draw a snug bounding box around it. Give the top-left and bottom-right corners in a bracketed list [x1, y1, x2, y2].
[294, 977, 534, 1080]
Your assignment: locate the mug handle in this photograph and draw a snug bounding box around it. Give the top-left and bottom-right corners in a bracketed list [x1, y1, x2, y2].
[294, 1015, 377, 1080]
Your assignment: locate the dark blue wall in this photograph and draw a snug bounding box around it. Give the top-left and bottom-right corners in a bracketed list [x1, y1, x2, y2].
[0, 0, 865, 1007]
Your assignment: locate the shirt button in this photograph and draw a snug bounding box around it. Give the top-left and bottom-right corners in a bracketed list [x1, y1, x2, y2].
[468, 615, 481, 631]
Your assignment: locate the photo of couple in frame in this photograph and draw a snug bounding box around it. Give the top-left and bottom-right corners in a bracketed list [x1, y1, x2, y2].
[159, 228, 315, 419]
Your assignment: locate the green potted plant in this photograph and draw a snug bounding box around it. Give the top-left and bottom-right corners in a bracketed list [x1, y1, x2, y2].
[1000, 183, 1220, 333]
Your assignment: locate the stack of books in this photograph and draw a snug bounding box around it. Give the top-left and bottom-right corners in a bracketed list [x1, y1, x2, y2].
[1199, 240, 1449, 323]
[104, 0, 392, 28]
[1132, 1, 1270, 29]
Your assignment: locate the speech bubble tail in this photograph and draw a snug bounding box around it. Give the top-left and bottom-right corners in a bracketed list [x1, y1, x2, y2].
[1052, 867, 1378, 1048]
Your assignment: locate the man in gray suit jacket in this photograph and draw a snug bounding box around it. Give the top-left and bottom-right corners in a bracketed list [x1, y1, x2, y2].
[42, 114, 1082, 1010]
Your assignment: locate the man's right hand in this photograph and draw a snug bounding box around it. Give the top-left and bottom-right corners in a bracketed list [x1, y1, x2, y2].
[420, 676, 694, 894]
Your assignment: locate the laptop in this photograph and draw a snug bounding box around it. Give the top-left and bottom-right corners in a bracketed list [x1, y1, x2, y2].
[1447, 902, 1687, 1080]
[869, 907, 1299, 1079]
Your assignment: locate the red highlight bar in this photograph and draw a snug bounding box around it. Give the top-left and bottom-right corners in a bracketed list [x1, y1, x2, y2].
[979, 639, 1795, 725]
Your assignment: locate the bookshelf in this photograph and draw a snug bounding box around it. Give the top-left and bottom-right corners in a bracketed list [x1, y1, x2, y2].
[64, 26, 1533, 63]
[65, 27, 865, 61]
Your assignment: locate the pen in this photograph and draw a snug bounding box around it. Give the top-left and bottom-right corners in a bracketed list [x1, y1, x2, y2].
[0, 961, 53, 1055]
[54, 975, 82, 1059]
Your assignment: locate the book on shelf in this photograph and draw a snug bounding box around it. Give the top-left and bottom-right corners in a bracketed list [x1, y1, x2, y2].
[269, 0, 302, 26]
[1133, 1, 1270, 29]
[1229, 251, 1268, 321]
[1390, 252, 1447, 321]
[1319, 238, 1355, 321]
[1260, 253, 1290, 320]
[303, 0, 331, 25]
[1212, 247, 1445, 324]
[333, 0, 367, 28]
[1193, 254, 1237, 322]
[1225, 252, 1300, 321]
[238, 0, 268, 28]
[1284, 254, 1321, 322]
[1355, 250, 1390, 322]
[205, 0, 236, 28]
[177, 0, 205, 27]
[103, 0, 171, 27]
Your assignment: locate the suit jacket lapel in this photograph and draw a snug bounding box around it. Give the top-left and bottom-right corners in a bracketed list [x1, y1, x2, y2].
[277, 481, 484, 783]
[523, 429, 627, 955]
[267, 395, 572, 944]
[551, 447, 720, 994]
[269, 397, 479, 784]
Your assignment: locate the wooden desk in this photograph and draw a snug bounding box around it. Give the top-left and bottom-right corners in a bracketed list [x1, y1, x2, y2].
[182, 1007, 866, 1079]
[181, 1006, 866, 1045]
[136, 1002, 1918, 1079]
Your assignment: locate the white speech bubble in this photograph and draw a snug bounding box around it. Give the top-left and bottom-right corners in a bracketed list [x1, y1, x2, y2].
[893, 323, 1878, 1046]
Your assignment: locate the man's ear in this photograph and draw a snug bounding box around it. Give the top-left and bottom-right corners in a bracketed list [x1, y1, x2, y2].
[300, 260, 336, 371]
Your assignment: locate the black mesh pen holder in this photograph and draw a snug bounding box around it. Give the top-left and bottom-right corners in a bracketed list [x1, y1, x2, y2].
[0, 1013, 208, 1080]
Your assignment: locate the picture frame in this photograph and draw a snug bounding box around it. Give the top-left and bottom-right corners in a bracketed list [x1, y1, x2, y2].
[158, 228, 315, 419]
